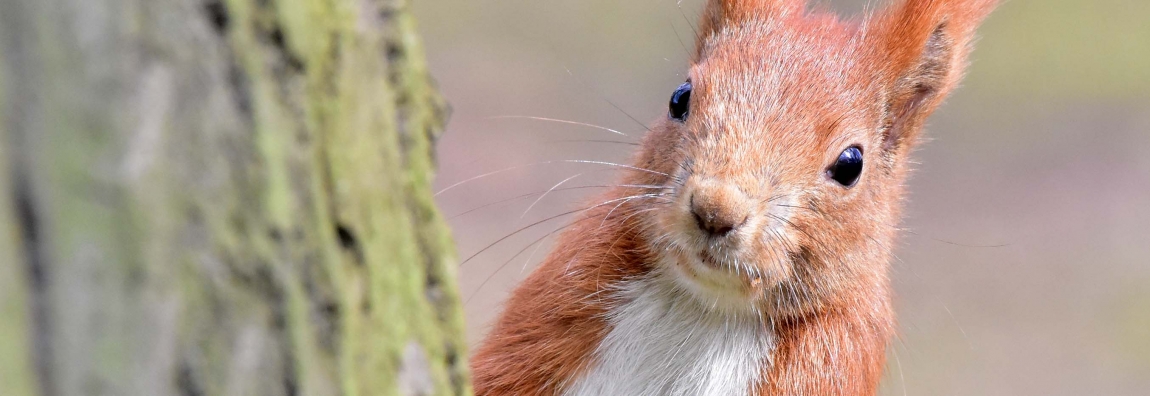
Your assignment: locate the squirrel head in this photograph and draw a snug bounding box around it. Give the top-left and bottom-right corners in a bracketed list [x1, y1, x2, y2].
[629, 0, 996, 316]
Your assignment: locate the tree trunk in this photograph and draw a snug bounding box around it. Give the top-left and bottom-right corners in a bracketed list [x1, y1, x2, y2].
[0, 0, 469, 395]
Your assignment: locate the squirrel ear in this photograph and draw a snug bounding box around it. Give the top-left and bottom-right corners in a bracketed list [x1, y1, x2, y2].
[696, 0, 805, 60]
[871, 0, 996, 153]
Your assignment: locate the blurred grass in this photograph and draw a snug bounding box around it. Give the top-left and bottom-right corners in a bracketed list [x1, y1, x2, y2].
[1113, 290, 1150, 371]
[971, 0, 1150, 100]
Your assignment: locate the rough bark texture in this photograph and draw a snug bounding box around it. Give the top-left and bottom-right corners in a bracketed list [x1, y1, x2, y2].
[0, 0, 469, 395]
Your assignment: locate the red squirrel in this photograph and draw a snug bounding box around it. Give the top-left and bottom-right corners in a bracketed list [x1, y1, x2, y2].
[470, 0, 996, 394]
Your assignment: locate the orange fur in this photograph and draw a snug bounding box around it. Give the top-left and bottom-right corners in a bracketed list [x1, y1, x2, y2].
[469, 191, 652, 394]
[471, 1, 996, 394]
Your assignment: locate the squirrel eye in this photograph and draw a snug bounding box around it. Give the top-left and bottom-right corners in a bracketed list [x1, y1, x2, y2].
[827, 146, 863, 187]
[668, 81, 692, 121]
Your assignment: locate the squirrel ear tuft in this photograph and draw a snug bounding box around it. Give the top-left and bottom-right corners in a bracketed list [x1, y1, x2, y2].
[871, 0, 997, 153]
[696, 0, 805, 59]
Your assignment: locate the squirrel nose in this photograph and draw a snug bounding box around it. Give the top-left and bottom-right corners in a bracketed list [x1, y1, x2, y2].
[689, 183, 750, 237]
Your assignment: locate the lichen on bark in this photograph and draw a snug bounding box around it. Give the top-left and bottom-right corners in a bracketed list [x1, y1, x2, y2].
[0, 0, 469, 395]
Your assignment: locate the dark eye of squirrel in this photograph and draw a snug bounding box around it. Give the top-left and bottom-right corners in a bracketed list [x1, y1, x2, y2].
[668, 81, 691, 121]
[828, 146, 863, 187]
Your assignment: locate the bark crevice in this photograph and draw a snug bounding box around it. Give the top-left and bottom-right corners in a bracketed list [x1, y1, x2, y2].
[12, 172, 53, 396]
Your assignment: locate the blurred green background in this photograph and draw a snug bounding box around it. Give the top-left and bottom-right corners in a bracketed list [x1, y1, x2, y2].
[414, 0, 1150, 394]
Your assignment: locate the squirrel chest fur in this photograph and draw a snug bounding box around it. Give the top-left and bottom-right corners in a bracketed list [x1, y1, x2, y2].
[470, 0, 997, 394]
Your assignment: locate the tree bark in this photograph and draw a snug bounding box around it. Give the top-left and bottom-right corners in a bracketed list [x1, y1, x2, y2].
[0, 0, 469, 395]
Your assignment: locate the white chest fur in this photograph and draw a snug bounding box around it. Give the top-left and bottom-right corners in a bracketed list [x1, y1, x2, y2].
[563, 278, 776, 396]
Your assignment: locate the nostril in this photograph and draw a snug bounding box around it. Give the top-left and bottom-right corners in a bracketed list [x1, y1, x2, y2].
[689, 194, 746, 237]
[706, 215, 744, 237]
[711, 224, 735, 236]
[692, 207, 707, 232]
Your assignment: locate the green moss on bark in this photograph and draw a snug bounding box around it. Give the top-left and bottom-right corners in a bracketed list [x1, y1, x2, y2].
[0, 0, 469, 394]
[0, 89, 39, 396]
